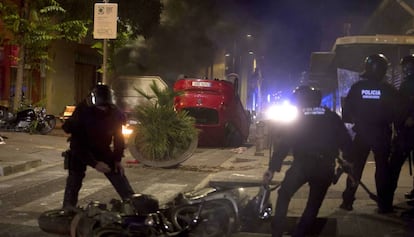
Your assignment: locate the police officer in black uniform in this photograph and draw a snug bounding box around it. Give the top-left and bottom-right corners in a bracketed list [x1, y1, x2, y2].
[62, 84, 135, 210]
[263, 86, 352, 237]
[340, 54, 401, 213]
[389, 55, 414, 204]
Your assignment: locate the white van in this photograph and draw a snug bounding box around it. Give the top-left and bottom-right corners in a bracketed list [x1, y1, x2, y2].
[111, 75, 168, 116]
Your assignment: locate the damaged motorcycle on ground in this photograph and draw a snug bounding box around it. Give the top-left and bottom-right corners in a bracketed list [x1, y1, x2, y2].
[38, 194, 199, 237]
[38, 183, 279, 237]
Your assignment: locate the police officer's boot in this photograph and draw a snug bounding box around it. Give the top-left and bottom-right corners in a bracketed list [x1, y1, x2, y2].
[405, 189, 414, 200]
[340, 178, 357, 211]
[406, 189, 414, 206]
[339, 201, 353, 211]
[401, 208, 414, 219]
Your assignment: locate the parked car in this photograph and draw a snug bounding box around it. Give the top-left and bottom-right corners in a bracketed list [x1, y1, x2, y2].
[173, 77, 250, 147]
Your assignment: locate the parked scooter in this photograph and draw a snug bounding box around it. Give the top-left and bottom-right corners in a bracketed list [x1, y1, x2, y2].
[0, 104, 56, 134]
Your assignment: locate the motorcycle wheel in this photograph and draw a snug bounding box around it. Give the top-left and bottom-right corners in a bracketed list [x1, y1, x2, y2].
[92, 226, 125, 237]
[170, 200, 237, 237]
[70, 211, 99, 237]
[93, 226, 155, 237]
[38, 209, 76, 235]
[38, 117, 56, 135]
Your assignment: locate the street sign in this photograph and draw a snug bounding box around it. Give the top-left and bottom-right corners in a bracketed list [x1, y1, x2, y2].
[93, 3, 118, 39]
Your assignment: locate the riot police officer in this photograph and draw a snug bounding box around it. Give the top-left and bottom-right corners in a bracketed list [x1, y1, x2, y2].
[340, 54, 401, 213]
[263, 86, 352, 237]
[389, 55, 414, 204]
[62, 84, 135, 210]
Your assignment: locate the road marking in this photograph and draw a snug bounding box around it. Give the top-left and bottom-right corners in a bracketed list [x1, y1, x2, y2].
[12, 181, 188, 228]
[35, 145, 65, 150]
[13, 181, 188, 213]
[142, 183, 188, 204]
[0, 183, 13, 190]
[22, 219, 38, 227]
[13, 178, 109, 212]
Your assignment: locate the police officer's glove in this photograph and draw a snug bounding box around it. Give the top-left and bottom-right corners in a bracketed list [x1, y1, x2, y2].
[269, 155, 283, 173]
[332, 166, 344, 185]
[405, 116, 414, 128]
[340, 159, 353, 174]
[263, 170, 274, 185]
[114, 161, 125, 176]
[95, 161, 111, 173]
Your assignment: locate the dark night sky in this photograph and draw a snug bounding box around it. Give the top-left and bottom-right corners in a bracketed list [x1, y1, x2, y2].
[224, 0, 383, 91]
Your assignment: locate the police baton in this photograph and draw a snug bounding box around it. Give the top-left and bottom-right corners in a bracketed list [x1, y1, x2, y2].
[350, 176, 379, 203]
[336, 157, 379, 203]
[409, 151, 413, 176]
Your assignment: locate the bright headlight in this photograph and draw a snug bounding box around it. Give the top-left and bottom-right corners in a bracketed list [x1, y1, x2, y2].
[265, 102, 298, 123]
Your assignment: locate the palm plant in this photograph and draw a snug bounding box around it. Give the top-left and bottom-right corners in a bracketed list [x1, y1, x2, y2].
[131, 81, 198, 162]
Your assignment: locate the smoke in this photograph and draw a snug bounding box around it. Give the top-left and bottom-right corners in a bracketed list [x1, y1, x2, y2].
[112, 0, 381, 87]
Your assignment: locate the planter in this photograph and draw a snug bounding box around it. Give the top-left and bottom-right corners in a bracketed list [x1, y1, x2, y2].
[128, 130, 198, 168]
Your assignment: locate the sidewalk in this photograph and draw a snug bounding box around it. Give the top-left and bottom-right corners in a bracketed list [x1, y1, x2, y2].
[0, 130, 68, 176]
[1, 131, 414, 236]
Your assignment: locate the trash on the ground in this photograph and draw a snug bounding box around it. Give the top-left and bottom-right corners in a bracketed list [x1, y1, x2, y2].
[126, 159, 139, 164]
[230, 147, 247, 154]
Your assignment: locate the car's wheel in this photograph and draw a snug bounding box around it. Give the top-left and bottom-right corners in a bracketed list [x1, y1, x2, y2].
[38, 209, 76, 235]
[170, 200, 236, 237]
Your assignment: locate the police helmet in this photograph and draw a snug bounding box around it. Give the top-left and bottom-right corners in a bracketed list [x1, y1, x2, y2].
[360, 54, 389, 80]
[292, 85, 321, 107]
[90, 84, 115, 106]
[400, 55, 414, 78]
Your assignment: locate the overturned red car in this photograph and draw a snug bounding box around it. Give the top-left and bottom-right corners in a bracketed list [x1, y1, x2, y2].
[173, 77, 250, 147]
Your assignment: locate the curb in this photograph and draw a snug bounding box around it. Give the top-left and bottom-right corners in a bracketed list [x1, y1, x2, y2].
[0, 159, 42, 176]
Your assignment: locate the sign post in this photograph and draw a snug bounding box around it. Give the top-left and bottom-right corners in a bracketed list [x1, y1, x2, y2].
[93, 1, 118, 84]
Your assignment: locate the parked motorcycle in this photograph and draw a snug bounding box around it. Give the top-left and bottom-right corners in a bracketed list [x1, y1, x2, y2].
[0, 105, 56, 134]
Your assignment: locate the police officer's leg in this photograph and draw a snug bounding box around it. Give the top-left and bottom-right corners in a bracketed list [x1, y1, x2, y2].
[389, 134, 408, 203]
[272, 165, 307, 237]
[292, 164, 333, 237]
[406, 149, 414, 200]
[373, 141, 393, 212]
[105, 170, 135, 200]
[62, 152, 86, 209]
[341, 134, 370, 210]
